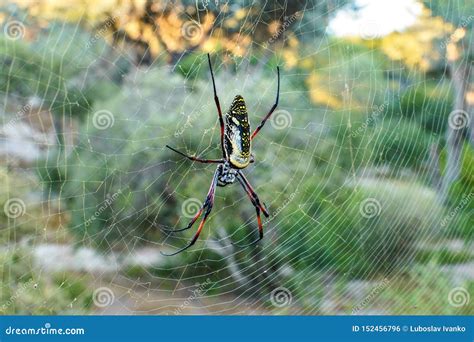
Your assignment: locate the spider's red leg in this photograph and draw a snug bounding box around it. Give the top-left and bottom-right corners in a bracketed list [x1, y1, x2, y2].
[166, 145, 224, 164]
[160, 167, 219, 256]
[230, 174, 266, 248]
[161, 205, 214, 256]
[250, 66, 280, 141]
[232, 206, 264, 248]
[160, 206, 203, 233]
[208, 54, 226, 159]
[237, 171, 269, 217]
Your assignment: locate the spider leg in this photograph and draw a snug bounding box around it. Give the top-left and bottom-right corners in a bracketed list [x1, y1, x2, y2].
[160, 166, 219, 256]
[166, 145, 224, 164]
[250, 66, 280, 140]
[231, 172, 268, 248]
[207, 54, 227, 160]
[237, 171, 269, 217]
[232, 206, 264, 248]
[159, 206, 203, 233]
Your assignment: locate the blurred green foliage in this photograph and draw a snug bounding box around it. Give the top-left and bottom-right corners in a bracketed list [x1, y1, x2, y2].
[0, 249, 92, 314]
[381, 262, 474, 315]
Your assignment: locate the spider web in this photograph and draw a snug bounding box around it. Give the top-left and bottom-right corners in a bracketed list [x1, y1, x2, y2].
[1, 0, 472, 316]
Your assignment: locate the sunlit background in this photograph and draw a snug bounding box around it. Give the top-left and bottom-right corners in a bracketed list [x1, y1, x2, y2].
[0, 0, 473, 315]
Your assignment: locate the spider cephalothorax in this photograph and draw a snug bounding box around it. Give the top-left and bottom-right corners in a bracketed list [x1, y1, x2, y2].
[162, 54, 279, 256]
[217, 162, 238, 187]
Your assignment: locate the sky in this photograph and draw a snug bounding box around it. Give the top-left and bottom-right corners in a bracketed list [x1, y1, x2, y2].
[328, 0, 423, 39]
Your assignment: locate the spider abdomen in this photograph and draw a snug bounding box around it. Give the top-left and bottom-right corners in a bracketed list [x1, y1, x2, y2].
[225, 95, 251, 169]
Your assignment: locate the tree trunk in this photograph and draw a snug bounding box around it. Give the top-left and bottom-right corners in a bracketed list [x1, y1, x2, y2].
[441, 60, 470, 202]
[428, 143, 442, 190]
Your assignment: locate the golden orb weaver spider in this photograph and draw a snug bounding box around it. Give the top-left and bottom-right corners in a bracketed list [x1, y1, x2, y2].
[162, 54, 280, 256]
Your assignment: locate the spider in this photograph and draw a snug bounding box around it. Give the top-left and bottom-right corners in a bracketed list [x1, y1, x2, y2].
[161, 54, 280, 256]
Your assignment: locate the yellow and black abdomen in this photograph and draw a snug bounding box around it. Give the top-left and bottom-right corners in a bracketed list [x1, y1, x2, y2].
[225, 95, 251, 169]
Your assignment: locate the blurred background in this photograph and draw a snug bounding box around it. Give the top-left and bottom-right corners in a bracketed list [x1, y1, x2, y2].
[0, 0, 473, 315]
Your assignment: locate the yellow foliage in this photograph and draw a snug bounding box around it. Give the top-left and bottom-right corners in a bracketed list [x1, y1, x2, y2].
[306, 72, 343, 109]
[282, 48, 298, 68]
[380, 7, 453, 71]
[466, 90, 474, 106]
[11, 0, 298, 60]
[225, 18, 239, 29]
[234, 8, 247, 20]
[287, 34, 299, 48]
[156, 11, 185, 52]
[268, 20, 280, 35]
[446, 42, 460, 62]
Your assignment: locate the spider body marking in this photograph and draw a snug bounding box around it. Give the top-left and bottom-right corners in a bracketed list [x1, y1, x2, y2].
[225, 95, 251, 169]
[161, 53, 280, 256]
